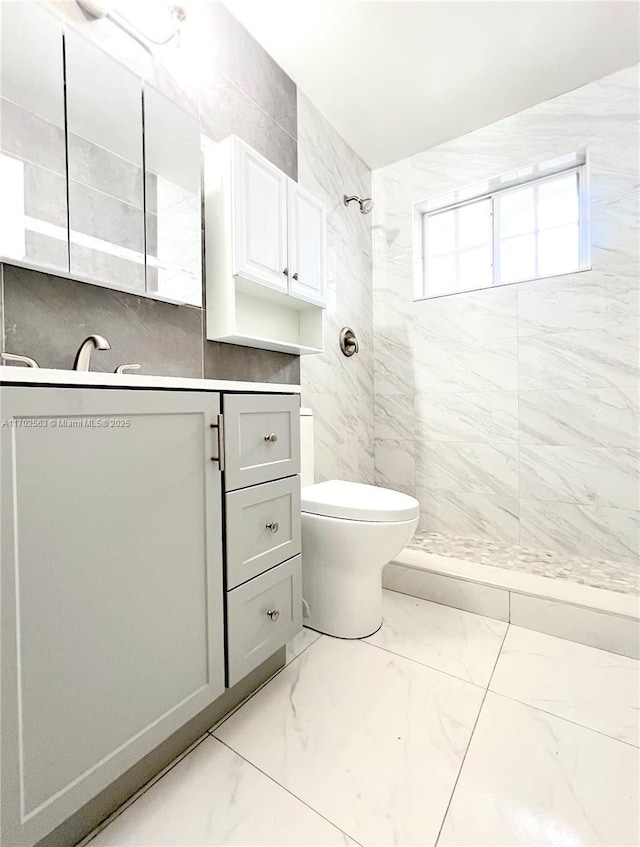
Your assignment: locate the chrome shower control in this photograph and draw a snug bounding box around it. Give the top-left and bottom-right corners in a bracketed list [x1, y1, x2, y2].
[266, 521, 279, 533]
[339, 327, 359, 357]
[267, 609, 280, 622]
[265, 432, 278, 443]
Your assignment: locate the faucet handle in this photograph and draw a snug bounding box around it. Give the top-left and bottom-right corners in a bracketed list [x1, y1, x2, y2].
[1, 352, 39, 368]
[115, 364, 141, 374]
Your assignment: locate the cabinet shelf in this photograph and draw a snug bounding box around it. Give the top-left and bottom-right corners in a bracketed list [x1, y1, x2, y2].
[204, 135, 326, 356]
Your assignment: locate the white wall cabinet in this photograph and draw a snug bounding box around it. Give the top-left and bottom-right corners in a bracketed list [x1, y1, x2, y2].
[0, 387, 225, 847]
[235, 140, 289, 293]
[288, 181, 327, 307]
[204, 135, 327, 355]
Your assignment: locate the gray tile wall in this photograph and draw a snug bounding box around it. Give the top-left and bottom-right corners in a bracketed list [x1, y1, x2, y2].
[2, 0, 300, 384]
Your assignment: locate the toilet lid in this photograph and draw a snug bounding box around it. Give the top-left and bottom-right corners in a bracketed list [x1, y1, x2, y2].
[301, 480, 420, 522]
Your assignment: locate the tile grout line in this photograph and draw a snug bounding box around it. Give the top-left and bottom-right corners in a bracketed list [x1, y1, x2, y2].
[358, 637, 495, 691]
[383, 585, 509, 625]
[75, 734, 212, 846]
[434, 622, 511, 846]
[214, 736, 363, 847]
[82, 635, 324, 845]
[209, 633, 324, 735]
[487, 688, 640, 751]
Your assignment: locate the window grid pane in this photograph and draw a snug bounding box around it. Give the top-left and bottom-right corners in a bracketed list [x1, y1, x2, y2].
[422, 166, 584, 299]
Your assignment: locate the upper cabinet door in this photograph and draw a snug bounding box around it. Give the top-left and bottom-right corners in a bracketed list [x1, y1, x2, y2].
[143, 86, 202, 306]
[233, 138, 288, 292]
[0, 2, 68, 273]
[65, 30, 145, 291]
[287, 182, 327, 307]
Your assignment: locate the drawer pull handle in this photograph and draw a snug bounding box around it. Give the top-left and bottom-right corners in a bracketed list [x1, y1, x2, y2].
[292, 272, 299, 281]
[265, 432, 278, 443]
[267, 609, 280, 622]
[266, 521, 279, 533]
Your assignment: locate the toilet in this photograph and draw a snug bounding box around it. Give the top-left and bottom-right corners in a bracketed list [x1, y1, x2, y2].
[300, 408, 419, 639]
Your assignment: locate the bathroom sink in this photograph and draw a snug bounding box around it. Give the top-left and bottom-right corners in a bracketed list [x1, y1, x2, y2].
[0, 366, 301, 395]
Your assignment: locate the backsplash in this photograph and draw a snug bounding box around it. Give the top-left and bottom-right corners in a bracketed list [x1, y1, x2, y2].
[372, 65, 639, 570]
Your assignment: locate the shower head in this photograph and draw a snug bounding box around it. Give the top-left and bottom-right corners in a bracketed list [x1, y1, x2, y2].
[344, 194, 374, 215]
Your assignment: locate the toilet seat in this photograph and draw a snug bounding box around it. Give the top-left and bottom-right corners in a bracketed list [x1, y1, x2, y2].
[302, 480, 419, 523]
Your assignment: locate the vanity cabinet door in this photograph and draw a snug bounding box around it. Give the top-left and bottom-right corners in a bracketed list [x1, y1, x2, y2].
[0, 387, 224, 847]
[287, 181, 328, 307]
[233, 137, 289, 293]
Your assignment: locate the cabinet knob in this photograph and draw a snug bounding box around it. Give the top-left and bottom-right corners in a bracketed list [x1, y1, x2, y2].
[267, 609, 280, 622]
[283, 267, 289, 276]
[266, 521, 279, 533]
[264, 432, 278, 443]
[292, 272, 299, 281]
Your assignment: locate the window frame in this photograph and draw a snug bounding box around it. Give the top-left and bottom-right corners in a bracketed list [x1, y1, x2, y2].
[414, 159, 591, 301]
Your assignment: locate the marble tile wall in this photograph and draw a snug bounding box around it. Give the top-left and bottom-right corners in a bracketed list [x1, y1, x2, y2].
[297, 93, 374, 484]
[2, 1, 302, 383]
[372, 65, 640, 576]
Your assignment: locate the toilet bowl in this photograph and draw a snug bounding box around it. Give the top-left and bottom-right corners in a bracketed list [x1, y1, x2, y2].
[300, 410, 419, 639]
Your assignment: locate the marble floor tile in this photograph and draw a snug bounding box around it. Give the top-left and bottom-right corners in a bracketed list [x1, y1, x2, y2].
[215, 635, 484, 847]
[438, 692, 640, 847]
[490, 626, 640, 745]
[90, 735, 354, 846]
[365, 589, 507, 686]
[286, 627, 322, 666]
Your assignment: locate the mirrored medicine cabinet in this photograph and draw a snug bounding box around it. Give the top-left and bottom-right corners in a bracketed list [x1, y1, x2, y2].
[0, 1, 202, 306]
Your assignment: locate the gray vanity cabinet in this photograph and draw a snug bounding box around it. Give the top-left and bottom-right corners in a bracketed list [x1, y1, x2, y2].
[0, 386, 225, 847]
[222, 392, 302, 685]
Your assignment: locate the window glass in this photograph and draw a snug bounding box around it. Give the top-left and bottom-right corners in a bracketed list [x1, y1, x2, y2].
[426, 209, 455, 255]
[537, 171, 579, 229]
[500, 234, 536, 283]
[499, 186, 534, 238]
[538, 223, 579, 277]
[419, 166, 586, 299]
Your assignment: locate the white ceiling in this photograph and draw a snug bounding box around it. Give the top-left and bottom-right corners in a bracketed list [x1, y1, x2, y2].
[221, 0, 640, 169]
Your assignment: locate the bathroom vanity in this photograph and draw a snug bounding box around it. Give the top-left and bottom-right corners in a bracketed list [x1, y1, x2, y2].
[0, 369, 302, 847]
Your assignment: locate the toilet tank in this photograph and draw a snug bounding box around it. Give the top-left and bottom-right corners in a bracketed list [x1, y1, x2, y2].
[300, 408, 314, 487]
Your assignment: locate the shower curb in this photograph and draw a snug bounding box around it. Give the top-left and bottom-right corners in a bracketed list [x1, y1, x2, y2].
[385, 549, 640, 660]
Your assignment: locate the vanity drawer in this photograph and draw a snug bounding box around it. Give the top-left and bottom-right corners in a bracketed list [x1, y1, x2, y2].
[222, 394, 300, 490]
[226, 476, 301, 589]
[226, 555, 302, 686]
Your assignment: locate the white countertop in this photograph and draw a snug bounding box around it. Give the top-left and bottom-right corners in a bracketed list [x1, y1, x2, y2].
[0, 366, 301, 394]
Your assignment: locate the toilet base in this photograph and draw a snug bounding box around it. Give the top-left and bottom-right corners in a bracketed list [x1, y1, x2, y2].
[301, 512, 418, 640]
[305, 618, 383, 641]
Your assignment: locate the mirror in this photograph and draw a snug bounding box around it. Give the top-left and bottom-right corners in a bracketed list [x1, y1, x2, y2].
[143, 87, 202, 306]
[65, 29, 145, 292]
[0, 2, 68, 272]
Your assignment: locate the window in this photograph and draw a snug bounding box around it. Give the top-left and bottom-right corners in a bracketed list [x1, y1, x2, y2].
[417, 163, 589, 300]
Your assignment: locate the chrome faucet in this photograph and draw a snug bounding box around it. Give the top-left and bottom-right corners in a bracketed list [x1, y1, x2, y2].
[73, 335, 111, 371]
